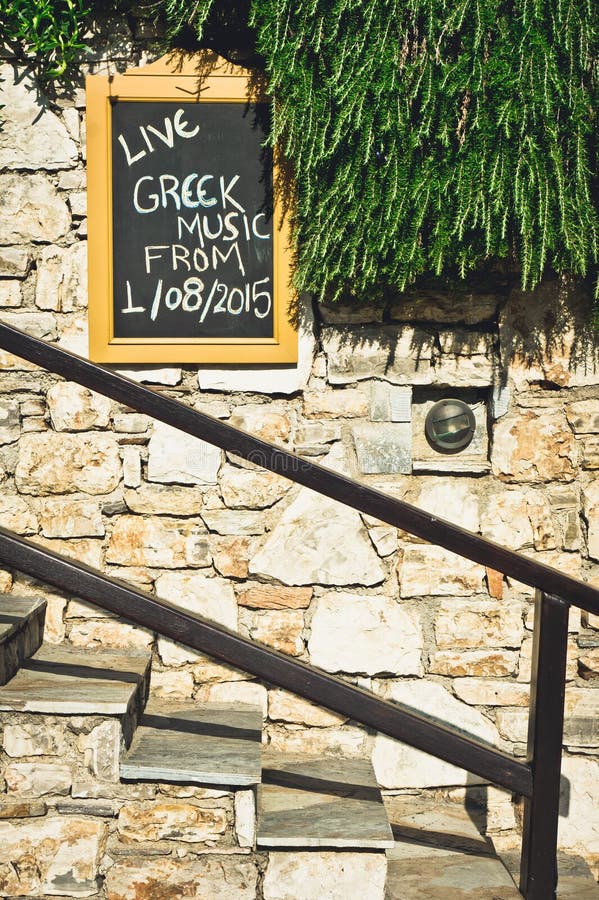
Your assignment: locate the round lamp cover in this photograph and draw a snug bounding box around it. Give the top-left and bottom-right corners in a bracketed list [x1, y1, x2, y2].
[425, 399, 476, 453]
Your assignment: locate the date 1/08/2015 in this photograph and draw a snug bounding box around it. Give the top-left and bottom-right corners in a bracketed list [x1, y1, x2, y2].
[121, 276, 272, 323]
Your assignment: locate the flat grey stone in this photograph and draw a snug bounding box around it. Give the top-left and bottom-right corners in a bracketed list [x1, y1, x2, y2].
[257, 753, 394, 849]
[0, 596, 46, 685]
[121, 699, 262, 786]
[386, 852, 522, 898]
[383, 795, 492, 858]
[500, 848, 599, 899]
[352, 423, 412, 474]
[0, 643, 150, 714]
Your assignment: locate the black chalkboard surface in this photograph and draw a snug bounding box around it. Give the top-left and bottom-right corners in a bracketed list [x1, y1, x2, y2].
[111, 100, 274, 340]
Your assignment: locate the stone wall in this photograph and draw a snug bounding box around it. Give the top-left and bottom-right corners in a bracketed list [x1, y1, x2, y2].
[1, 15, 599, 893]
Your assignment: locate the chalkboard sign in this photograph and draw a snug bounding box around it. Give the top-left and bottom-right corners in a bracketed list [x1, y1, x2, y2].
[86, 54, 296, 363]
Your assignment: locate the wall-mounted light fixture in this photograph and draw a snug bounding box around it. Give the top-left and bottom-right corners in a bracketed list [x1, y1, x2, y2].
[425, 398, 476, 454]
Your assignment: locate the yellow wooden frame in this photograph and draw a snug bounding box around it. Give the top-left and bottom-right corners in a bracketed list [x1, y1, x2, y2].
[86, 53, 297, 364]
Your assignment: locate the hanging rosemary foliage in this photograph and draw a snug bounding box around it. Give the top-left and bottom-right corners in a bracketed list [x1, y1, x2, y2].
[3, 0, 598, 302]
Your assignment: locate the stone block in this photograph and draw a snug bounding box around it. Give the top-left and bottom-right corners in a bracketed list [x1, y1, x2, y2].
[38, 498, 104, 537]
[492, 410, 579, 482]
[250, 490, 385, 586]
[266, 724, 367, 758]
[248, 609, 305, 656]
[352, 423, 412, 474]
[0, 246, 30, 277]
[435, 598, 524, 649]
[495, 707, 528, 743]
[35, 243, 87, 312]
[235, 790, 256, 848]
[46, 382, 111, 432]
[399, 545, 485, 597]
[411, 477, 480, 532]
[263, 851, 387, 900]
[115, 365, 182, 385]
[3, 722, 66, 757]
[369, 382, 412, 422]
[196, 681, 268, 716]
[389, 291, 499, 325]
[105, 856, 258, 900]
[563, 688, 599, 748]
[154, 572, 237, 632]
[229, 404, 291, 443]
[268, 689, 346, 727]
[0, 494, 37, 534]
[0, 173, 70, 243]
[0, 398, 20, 445]
[220, 465, 290, 508]
[147, 420, 221, 484]
[69, 619, 153, 651]
[429, 650, 518, 678]
[582, 436, 599, 470]
[368, 525, 399, 556]
[500, 278, 599, 389]
[583, 483, 599, 562]
[303, 387, 369, 418]
[566, 400, 599, 434]
[112, 413, 150, 433]
[122, 446, 141, 488]
[150, 669, 194, 699]
[201, 508, 265, 535]
[322, 326, 434, 385]
[16, 432, 121, 495]
[0, 816, 106, 897]
[453, 679, 530, 706]
[480, 489, 534, 549]
[5, 762, 72, 796]
[118, 800, 227, 842]
[558, 756, 599, 857]
[0, 65, 77, 170]
[433, 351, 496, 387]
[107, 516, 210, 568]
[309, 592, 422, 676]
[237, 584, 313, 610]
[372, 680, 499, 788]
[0, 280, 21, 307]
[124, 483, 204, 515]
[79, 720, 121, 781]
[211, 535, 253, 577]
[0, 310, 57, 340]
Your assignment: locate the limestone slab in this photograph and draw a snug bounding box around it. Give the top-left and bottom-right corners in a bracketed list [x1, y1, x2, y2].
[250, 490, 385, 586]
[263, 850, 387, 900]
[0, 643, 150, 714]
[105, 856, 258, 900]
[0, 173, 71, 244]
[258, 753, 393, 849]
[0, 65, 77, 170]
[121, 699, 262, 786]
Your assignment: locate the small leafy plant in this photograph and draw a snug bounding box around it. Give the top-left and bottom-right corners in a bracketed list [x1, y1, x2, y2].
[0, 0, 90, 80]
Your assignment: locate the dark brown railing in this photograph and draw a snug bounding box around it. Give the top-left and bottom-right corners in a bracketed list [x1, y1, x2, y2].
[0, 321, 598, 900]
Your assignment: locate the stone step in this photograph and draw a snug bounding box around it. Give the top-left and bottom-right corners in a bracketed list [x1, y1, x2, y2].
[0, 596, 46, 686]
[499, 847, 599, 899]
[384, 795, 521, 899]
[257, 753, 394, 849]
[120, 698, 263, 786]
[0, 642, 151, 719]
[384, 794, 599, 899]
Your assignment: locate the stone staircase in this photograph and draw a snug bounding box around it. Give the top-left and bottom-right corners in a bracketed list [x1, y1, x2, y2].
[1, 597, 598, 899]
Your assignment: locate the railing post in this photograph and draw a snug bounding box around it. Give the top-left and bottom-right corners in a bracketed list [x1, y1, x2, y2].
[520, 589, 569, 900]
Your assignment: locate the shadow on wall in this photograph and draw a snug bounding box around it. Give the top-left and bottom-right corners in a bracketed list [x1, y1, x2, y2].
[499, 277, 599, 387]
